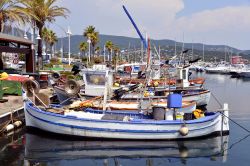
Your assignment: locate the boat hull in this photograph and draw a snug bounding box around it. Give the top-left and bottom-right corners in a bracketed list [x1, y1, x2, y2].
[24, 101, 229, 140]
[122, 90, 211, 107]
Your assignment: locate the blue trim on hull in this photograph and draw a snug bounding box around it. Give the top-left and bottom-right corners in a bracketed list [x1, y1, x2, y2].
[26, 106, 220, 134]
[26, 102, 219, 125]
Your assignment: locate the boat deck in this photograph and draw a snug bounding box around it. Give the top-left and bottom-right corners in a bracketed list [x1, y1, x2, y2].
[0, 88, 54, 127]
[0, 95, 24, 127]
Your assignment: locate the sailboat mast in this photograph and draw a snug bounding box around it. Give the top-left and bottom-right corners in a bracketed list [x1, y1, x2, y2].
[203, 43, 205, 62]
[128, 42, 130, 63]
[192, 40, 194, 61]
[174, 39, 177, 56]
[141, 41, 144, 63]
[224, 46, 227, 62]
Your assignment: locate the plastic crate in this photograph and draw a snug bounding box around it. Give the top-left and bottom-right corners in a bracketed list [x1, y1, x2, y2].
[167, 94, 182, 108]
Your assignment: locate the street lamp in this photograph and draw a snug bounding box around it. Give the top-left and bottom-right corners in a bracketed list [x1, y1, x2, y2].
[87, 37, 91, 64]
[66, 27, 72, 65]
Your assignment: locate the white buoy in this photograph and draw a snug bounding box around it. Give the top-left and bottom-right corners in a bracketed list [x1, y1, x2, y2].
[180, 148, 189, 158]
[5, 124, 14, 132]
[179, 125, 189, 136]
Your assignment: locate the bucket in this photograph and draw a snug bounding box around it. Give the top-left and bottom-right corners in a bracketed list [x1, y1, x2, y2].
[165, 109, 174, 120]
[152, 106, 165, 120]
[40, 74, 48, 81]
[176, 112, 184, 120]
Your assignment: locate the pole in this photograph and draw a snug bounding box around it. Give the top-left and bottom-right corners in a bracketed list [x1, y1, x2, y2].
[141, 41, 143, 63]
[61, 36, 63, 62]
[104, 45, 106, 62]
[225, 46, 227, 62]
[88, 41, 91, 63]
[203, 43, 205, 62]
[68, 33, 71, 65]
[174, 39, 177, 56]
[192, 40, 194, 61]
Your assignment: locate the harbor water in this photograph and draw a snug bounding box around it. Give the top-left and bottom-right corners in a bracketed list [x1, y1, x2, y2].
[1, 72, 250, 166]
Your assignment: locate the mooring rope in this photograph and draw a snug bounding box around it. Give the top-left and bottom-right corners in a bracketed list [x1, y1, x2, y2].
[211, 92, 250, 133]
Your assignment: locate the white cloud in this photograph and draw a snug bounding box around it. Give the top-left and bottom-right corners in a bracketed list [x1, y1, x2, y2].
[173, 6, 250, 32]
[53, 0, 250, 49]
[167, 6, 250, 49]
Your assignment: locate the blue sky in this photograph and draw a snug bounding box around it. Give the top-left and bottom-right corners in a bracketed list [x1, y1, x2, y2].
[178, 0, 250, 16]
[53, 0, 250, 50]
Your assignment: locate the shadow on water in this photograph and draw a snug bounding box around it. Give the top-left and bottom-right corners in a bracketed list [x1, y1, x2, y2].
[0, 127, 231, 166]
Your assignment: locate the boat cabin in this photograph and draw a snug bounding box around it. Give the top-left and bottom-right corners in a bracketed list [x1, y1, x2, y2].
[81, 69, 114, 97]
[176, 67, 190, 88]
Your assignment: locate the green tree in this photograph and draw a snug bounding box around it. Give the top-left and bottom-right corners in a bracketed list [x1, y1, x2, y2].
[0, 0, 25, 32]
[105, 40, 114, 62]
[79, 41, 88, 57]
[42, 28, 57, 58]
[95, 46, 101, 56]
[42, 27, 49, 55]
[19, 0, 69, 69]
[83, 25, 99, 58]
[112, 45, 120, 65]
[47, 30, 57, 58]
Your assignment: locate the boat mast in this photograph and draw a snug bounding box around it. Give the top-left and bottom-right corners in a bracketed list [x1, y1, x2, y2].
[141, 41, 144, 63]
[175, 39, 177, 57]
[128, 42, 130, 63]
[224, 45, 227, 62]
[159, 45, 161, 61]
[203, 43, 205, 62]
[192, 39, 194, 61]
[104, 45, 106, 62]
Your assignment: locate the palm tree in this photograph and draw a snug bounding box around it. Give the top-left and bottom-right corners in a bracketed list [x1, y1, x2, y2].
[105, 40, 114, 62]
[0, 0, 25, 32]
[79, 41, 88, 57]
[19, 0, 69, 69]
[113, 45, 120, 65]
[95, 46, 101, 56]
[113, 46, 120, 56]
[83, 25, 99, 57]
[83, 25, 95, 37]
[42, 28, 57, 59]
[47, 30, 57, 58]
[42, 27, 49, 55]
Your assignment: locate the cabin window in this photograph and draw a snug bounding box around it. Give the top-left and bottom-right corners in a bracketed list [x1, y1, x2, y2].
[85, 73, 106, 85]
[182, 70, 186, 80]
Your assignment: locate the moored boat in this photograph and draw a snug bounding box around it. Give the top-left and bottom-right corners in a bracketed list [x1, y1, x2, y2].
[22, 83, 229, 140]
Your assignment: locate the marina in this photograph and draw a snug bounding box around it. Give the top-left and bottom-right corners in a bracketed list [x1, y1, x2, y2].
[1, 73, 250, 165]
[1, 0, 250, 165]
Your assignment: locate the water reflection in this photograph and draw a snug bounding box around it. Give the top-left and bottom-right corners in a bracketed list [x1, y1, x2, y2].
[0, 128, 25, 166]
[22, 130, 229, 165]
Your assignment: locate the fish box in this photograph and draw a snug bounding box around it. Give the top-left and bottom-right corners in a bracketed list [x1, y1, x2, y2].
[167, 94, 182, 108]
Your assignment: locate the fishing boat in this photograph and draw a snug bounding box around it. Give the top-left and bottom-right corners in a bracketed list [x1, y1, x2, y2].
[24, 132, 229, 161]
[53, 71, 210, 107]
[22, 79, 229, 140]
[75, 68, 210, 106]
[120, 89, 211, 107]
[205, 63, 230, 74]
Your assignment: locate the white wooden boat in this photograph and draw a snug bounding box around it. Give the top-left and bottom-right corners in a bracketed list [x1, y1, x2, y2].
[121, 89, 211, 107]
[205, 64, 230, 74]
[24, 132, 229, 161]
[89, 100, 196, 113]
[24, 98, 229, 140]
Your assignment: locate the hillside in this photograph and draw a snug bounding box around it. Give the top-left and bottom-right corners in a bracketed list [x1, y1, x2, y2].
[55, 34, 250, 61]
